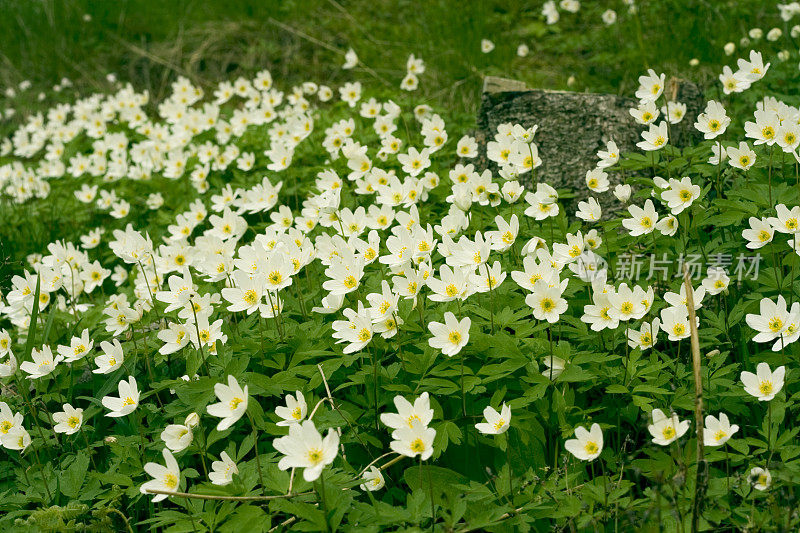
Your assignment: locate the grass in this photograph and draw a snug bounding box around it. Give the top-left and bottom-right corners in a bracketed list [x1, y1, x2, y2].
[0, 0, 782, 113]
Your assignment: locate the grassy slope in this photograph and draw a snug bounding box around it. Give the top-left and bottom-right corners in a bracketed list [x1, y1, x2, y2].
[0, 0, 776, 112]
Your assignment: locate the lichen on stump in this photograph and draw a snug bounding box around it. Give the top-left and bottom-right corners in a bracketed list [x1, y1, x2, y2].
[475, 76, 704, 197]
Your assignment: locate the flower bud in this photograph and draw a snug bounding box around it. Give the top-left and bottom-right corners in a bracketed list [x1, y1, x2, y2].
[185, 412, 200, 428]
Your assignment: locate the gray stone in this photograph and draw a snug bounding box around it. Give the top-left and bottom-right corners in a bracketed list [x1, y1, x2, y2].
[475, 76, 704, 198]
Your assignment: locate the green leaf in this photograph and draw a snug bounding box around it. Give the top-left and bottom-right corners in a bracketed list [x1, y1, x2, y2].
[219, 504, 269, 533]
[23, 274, 42, 362]
[60, 452, 90, 499]
[404, 465, 468, 494]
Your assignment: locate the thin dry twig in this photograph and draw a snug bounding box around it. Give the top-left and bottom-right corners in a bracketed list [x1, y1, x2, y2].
[145, 489, 314, 501]
[683, 265, 706, 533]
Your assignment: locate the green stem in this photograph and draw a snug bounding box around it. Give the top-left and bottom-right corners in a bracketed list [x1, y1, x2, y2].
[599, 457, 609, 512]
[247, 413, 268, 497]
[137, 259, 161, 321]
[82, 430, 97, 470]
[190, 298, 211, 376]
[766, 401, 772, 467]
[506, 431, 514, 501]
[318, 471, 331, 533]
[768, 144, 774, 206]
[425, 456, 435, 531]
[30, 443, 54, 502]
[485, 263, 495, 334]
[460, 351, 466, 417]
[371, 341, 379, 430]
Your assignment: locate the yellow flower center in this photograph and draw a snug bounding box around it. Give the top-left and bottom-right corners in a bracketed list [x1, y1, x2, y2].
[307, 448, 324, 465]
[406, 414, 422, 428]
[759, 381, 773, 395]
[410, 438, 426, 453]
[448, 331, 462, 345]
[343, 275, 358, 289]
[163, 473, 178, 489]
[229, 397, 244, 410]
[243, 290, 258, 305]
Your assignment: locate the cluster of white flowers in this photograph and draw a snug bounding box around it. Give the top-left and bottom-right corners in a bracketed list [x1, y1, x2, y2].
[1, 8, 798, 514]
